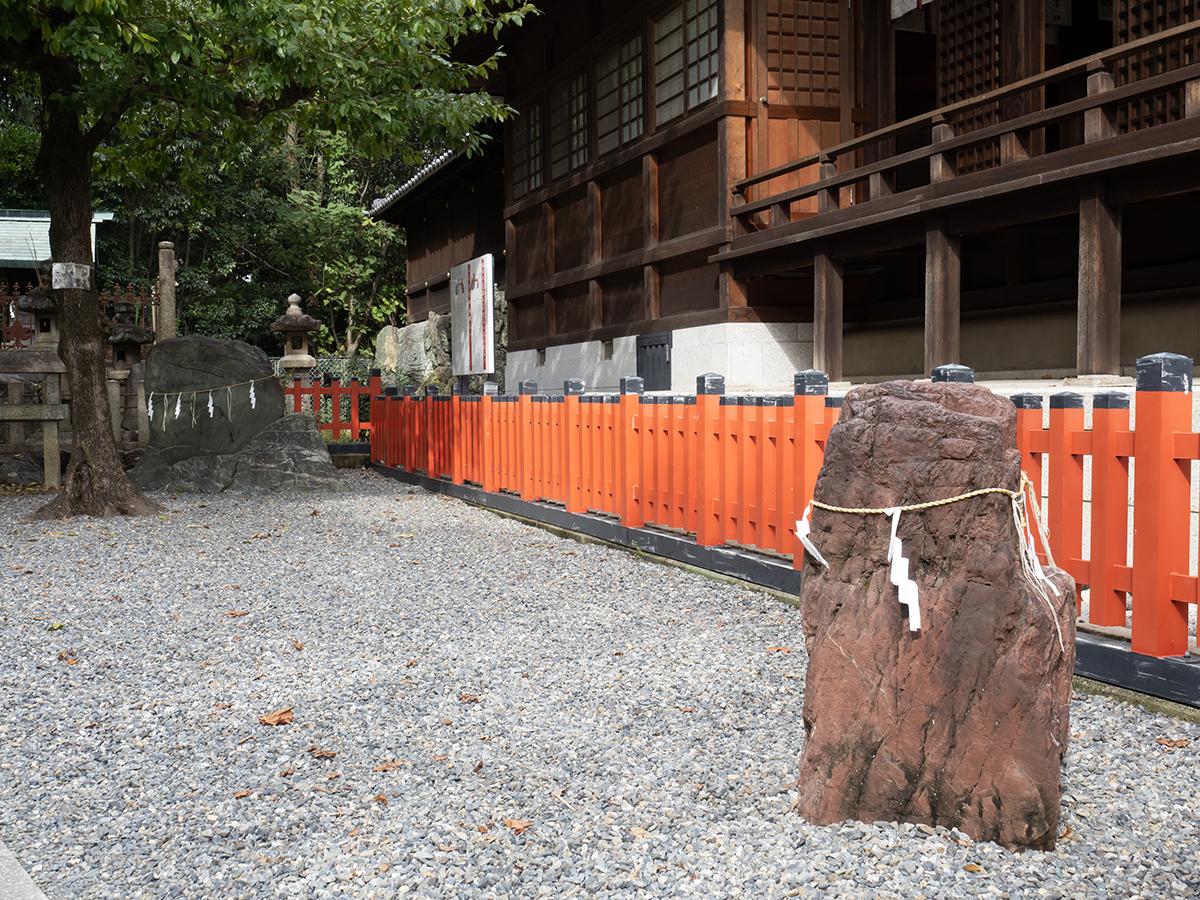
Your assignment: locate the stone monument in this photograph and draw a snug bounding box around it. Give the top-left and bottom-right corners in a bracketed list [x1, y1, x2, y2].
[271, 293, 319, 373]
[795, 375, 1075, 850]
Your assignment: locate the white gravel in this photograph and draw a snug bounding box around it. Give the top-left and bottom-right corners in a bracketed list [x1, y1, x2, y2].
[1, 470, 1198, 898]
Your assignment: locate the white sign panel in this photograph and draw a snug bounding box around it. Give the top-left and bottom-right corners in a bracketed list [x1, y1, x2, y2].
[450, 253, 495, 376]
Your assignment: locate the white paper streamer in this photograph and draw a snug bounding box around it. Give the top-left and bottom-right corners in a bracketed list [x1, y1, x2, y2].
[249, 381, 257, 409]
[147, 392, 155, 420]
[173, 393, 182, 420]
[794, 505, 829, 569]
[207, 391, 214, 419]
[885, 507, 921, 632]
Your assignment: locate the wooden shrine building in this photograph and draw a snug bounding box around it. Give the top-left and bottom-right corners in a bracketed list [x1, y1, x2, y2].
[372, 1, 1200, 390]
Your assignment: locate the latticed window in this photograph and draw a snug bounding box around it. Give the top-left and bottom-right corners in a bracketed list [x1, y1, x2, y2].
[550, 73, 590, 180]
[597, 36, 645, 155]
[654, 0, 719, 126]
[511, 103, 544, 197]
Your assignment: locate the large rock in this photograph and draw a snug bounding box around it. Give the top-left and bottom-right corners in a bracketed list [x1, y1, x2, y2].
[796, 380, 1075, 850]
[144, 336, 284, 462]
[130, 415, 342, 494]
[0, 452, 42, 486]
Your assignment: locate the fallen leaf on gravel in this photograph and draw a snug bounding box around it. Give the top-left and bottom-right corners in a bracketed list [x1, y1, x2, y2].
[1058, 825, 1074, 841]
[280, 768, 295, 777]
[396, 532, 416, 538]
[373, 759, 407, 772]
[47, 621, 64, 631]
[308, 746, 337, 759]
[766, 646, 793, 654]
[677, 706, 697, 713]
[630, 826, 652, 841]
[473, 760, 484, 774]
[404, 659, 418, 668]
[65, 658, 79, 666]
[259, 708, 294, 726]
[504, 818, 533, 835]
[326, 772, 341, 781]
[476, 823, 492, 833]
[214, 701, 232, 710]
[1156, 737, 1190, 749]
[441, 718, 452, 726]
[433, 754, 448, 762]
[234, 790, 252, 799]
[963, 863, 982, 873]
[310, 509, 320, 516]
[459, 693, 481, 704]
[227, 610, 249, 618]
[374, 794, 388, 804]
[613, 651, 625, 657]
[291, 639, 305, 651]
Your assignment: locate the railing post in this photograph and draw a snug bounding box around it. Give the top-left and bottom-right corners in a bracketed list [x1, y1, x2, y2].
[618, 376, 644, 527]
[1186, 76, 1200, 118]
[450, 382, 464, 484]
[291, 375, 303, 414]
[1011, 393, 1045, 514]
[563, 378, 585, 513]
[1048, 391, 1086, 612]
[931, 363, 975, 384]
[481, 381, 498, 493]
[518, 380, 537, 501]
[425, 385, 438, 476]
[930, 114, 956, 184]
[791, 369, 828, 571]
[367, 368, 382, 439]
[1084, 61, 1117, 144]
[1089, 390, 1132, 627]
[696, 373, 725, 546]
[817, 155, 839, 214]
[1131, 352, 1193, 657]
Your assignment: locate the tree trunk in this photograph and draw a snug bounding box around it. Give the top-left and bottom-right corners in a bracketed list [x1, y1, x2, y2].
[33, 78, 158, 519]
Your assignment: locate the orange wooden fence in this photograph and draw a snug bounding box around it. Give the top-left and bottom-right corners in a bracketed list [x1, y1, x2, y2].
[284, 372, 383, 441]
[371, 353, 1200, 660]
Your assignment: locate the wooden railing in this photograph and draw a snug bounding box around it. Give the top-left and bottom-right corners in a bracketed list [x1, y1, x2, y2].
[732, 19, 1200, 234]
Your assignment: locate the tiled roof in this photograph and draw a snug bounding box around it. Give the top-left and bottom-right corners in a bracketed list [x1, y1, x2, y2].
[367, 149, 462, 219]
[0, 209, 114, 268]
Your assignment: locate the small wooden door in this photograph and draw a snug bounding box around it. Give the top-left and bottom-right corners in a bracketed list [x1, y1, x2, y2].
[636, 332, 672, 391]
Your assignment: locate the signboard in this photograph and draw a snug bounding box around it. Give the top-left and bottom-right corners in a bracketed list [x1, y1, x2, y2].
[450, 253, 495, 376]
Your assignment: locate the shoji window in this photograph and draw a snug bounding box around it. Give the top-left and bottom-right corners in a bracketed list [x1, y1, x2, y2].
[511, 103, 544, 197]
[655, 0, 719, 126]
[597, 36, 645, 155]
[550, 73, 589, 179]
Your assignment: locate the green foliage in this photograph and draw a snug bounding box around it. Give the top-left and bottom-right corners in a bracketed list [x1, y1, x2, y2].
[0, 0, 536, 349]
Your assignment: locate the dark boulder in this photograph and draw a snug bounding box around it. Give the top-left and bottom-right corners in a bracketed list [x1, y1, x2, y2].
[796, 379, 1075, 850]
[143, 336, 283, 463]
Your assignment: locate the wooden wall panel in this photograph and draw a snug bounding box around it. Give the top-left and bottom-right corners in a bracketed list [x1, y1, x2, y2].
[1115, 0, 1200, 131]
[600, 164, 644, 257]
[601, 272, 644, 327]
[658, 125, 719, 240]
[554, 186, 590, 272]
[510, 296, 548, 343]
[514, 210, 547, 284]
[659, 253, 719, 317]
[554, 284, 592, 334]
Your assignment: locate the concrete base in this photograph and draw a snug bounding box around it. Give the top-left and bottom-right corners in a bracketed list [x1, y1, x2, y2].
[0, 841, 48, 900]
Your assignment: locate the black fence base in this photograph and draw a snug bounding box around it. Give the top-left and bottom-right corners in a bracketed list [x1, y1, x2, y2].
[372, 463, 1200, 710]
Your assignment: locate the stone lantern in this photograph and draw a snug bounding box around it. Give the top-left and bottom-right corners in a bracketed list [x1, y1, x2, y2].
[106, 293, 155, 372]
[16, 286, 58, 349]
[272, 293, 319, 372]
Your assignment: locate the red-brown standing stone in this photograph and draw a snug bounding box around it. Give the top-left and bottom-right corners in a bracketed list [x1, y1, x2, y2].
[796, 380, 1075, 850]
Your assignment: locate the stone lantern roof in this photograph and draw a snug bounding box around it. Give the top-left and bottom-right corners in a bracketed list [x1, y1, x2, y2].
[271, 294, 319, 334]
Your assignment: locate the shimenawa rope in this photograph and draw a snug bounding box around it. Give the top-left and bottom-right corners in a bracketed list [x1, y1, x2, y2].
[796, 473, 1066, 654]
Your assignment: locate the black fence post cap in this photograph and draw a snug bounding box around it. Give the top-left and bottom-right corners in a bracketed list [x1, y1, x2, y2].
[425, 385, 439, 396]
[482, 381, 499, 396]
[696, 373, 725, 395]
[1050, 391, 1084, 409]
[369, 368, 381, 377]
[794, 369, 829, 396]
[518, 380, 539, 395]
[402, 385, 416, 396]
[451, 382, 463, 396]
[383, 386, 398, 397]
[931, 363, 975, 384]
[1093, 390, 1130, 410]
[563, 378, 585, 396]
[1136, 352, 1193, 392]
[620, 376, 644, 395]
[1010, 392, 1043, 410]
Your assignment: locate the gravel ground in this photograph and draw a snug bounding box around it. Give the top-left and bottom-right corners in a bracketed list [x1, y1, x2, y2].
[1, 470, 1198, 898]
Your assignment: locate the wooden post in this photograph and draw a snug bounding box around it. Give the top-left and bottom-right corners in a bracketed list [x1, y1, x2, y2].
[1077, 183, 1122, 375]
[42, 372, 61, 490]
[924, 217, 961, 375]
[817, 157, 838, 214]
[813, 246, 843, 382]
[695, 373, 725, 547]
[1084, 62, 1117, 144]
[518, 380, 537, 501]
[929, 115, 956, 184]
[563, 378, 585, 513]
[1186, 77, 1200, 118]
[618, 376, 644, 527]
[588, 180, 603, 329]
[156, 241, 177, 340]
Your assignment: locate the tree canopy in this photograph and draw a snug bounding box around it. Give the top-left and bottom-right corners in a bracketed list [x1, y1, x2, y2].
[0, 0, 534, 517]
